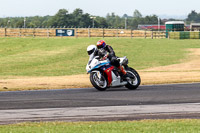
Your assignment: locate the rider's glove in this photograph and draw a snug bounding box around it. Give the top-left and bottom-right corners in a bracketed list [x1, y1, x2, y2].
[101, 54, 108, 60]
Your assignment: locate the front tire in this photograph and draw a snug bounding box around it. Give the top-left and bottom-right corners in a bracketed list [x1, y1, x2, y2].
[90, 72, 108, 91]
[125, 67, 141, 90]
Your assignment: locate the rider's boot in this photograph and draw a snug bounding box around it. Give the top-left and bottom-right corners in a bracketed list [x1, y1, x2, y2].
[118, 66, 134, 80]
[118, 66, 128, 80]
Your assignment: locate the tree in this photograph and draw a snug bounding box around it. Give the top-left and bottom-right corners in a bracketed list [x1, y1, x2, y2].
[133, 9, 142, 18]
[122, 14, 128, 18]
[143, 15, 158, 24]
[71, 8, 92, 27]
[95, 17, 108, 28]
[15, 19, 24, 28]
[106, 13, 124, 28]
[48, 9, 70, 27]
[187, 10, 200, 22]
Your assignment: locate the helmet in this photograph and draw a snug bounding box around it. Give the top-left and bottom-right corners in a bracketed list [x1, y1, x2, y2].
[87, 45, 97, 55]
[97, 40, 106, 49]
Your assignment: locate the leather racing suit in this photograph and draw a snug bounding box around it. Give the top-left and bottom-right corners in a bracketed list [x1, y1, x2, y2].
[95, 45, 127, 76]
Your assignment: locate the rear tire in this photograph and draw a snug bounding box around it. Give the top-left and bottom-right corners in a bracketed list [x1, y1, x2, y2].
[125, 67, 141, 90]
[90, 72, 107, 91]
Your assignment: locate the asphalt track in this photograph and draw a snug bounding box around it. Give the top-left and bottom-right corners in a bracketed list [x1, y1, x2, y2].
[0, 83, 200, 124]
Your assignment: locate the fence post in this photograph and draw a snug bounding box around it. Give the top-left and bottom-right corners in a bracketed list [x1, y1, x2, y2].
[19, 28, 21, 37]
[168, 31, 170, 39]
[103, 28, 104, 38]
[88, 27, 90, 38]
[144, 30, 146, 39]
[47, 28, 49, 38]
[76, 28, 78, 38]
[32, 28, 35, 38]
[151, 31, 153, 39]
[131, 29, 133, 39]
[117, 28, 119, 38]
[4, 28, 7, 37]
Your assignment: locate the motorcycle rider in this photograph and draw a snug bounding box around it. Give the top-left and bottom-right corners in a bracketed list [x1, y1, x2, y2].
[96, 40, 128, 79]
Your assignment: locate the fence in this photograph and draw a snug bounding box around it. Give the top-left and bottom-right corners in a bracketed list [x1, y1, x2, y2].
[169, 31, 200, 39]
[0, 28, 166, 39]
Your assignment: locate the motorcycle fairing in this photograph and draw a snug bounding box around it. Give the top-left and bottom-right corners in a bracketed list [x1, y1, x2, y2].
[103, 66, 114, 86]
[88, 62, 110, 73]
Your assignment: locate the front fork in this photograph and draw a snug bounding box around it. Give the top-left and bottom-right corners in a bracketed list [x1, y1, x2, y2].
[96, 71, 102, 79]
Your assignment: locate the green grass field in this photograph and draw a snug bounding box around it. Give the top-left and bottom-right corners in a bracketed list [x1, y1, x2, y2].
[1, 38, 200, 77]
[0, 120, 200, 133]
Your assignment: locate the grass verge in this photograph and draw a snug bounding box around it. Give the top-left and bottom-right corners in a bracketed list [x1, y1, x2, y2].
[0, 120, 200, 133]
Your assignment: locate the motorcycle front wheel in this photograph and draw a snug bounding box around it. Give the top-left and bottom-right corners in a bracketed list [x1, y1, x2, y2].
[90, 71, 108, 91]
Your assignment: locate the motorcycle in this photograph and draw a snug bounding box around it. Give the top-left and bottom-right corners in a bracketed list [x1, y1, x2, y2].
[86, 45, 141, 91]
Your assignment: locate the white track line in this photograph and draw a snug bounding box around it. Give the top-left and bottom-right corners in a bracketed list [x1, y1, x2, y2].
[0, 103, 200, 124]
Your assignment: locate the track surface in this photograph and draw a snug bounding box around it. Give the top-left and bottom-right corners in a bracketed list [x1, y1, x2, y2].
[0, 83, 200, 110]
[0, 83, 200, 124]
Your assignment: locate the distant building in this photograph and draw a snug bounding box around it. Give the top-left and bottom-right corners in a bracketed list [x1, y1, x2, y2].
[138, 24, 190, 31]
[190, 23, 200, 31]
[165, 21, 185, 38]
[165, 21, 185, 31]
[138, 25, 165, 30]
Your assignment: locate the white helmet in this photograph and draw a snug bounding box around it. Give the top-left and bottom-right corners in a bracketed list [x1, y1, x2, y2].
[87, 45, 97, 55]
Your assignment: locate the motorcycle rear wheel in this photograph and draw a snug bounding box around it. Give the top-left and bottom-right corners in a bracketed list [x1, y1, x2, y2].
[90, 72, 107, 91]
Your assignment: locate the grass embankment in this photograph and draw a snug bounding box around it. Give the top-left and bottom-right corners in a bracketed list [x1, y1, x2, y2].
[0, 37, 196, 76]
[0, 120, 200, 133]
[1, 38, 200, 91]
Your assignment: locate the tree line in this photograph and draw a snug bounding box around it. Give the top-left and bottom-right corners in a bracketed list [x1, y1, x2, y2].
[0, 9, 199, 29]
[186, 10, 200, 23]
[0, 9, 160, 29]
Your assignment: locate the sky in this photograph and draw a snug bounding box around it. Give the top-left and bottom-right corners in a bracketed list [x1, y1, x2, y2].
[0, 0, 199, 18]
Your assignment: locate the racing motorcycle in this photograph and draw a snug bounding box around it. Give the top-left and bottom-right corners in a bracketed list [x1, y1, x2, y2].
[86, 45, 141, 91]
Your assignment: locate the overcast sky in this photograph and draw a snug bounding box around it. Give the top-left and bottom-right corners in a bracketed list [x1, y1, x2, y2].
[0, 0, 199, 18]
